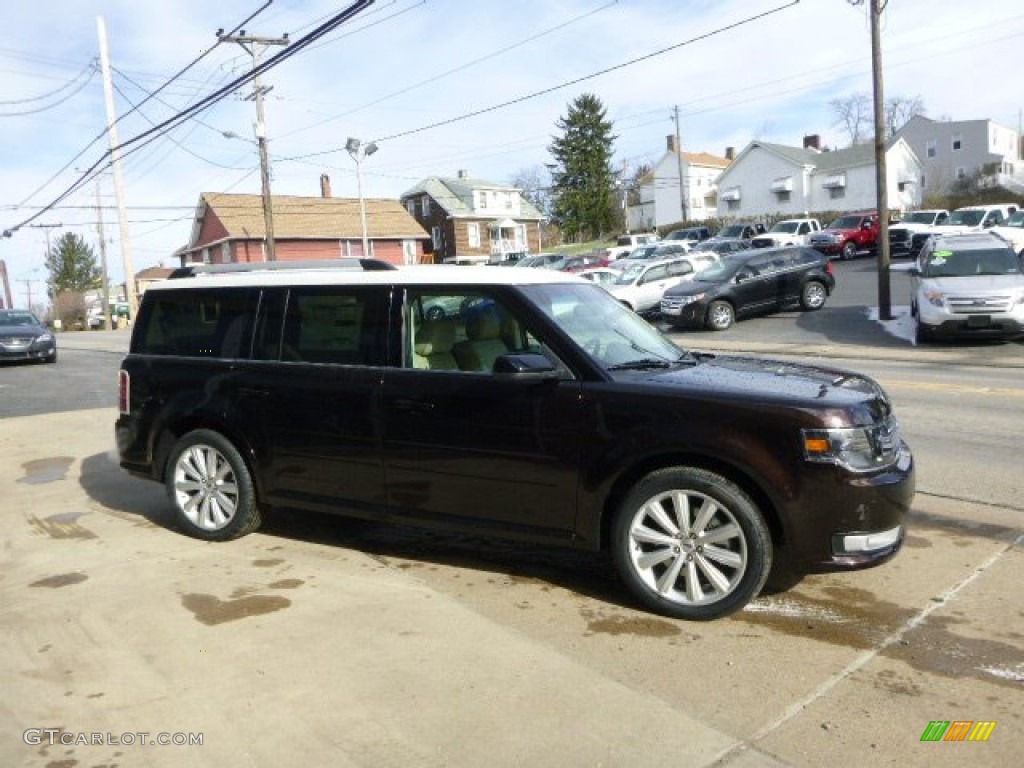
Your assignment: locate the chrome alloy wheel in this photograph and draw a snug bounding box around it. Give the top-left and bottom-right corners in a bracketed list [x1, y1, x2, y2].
[172, 444, 240, 531]
[626, 489, 748, 606]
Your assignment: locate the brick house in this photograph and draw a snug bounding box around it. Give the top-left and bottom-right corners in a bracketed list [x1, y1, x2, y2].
[178, 178, 430, 266]
[400, 171, 545, 264]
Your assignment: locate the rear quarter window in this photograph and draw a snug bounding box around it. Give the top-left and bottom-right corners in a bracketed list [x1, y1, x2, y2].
[133, 288, 255, 358]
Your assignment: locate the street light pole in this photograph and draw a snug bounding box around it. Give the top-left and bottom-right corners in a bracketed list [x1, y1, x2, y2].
[346, 138, 378, 258]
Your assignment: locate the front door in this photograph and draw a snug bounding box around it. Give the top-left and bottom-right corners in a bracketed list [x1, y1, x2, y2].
[381, 288, 583, 540]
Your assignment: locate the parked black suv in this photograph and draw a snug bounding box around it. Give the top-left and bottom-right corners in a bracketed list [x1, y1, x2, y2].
[116, 259, 911, 620]
[664, 226, 714, 245]
[661, 246, 835, 330]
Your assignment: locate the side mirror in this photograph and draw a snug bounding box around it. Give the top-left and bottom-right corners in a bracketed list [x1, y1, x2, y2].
[493, 353, 559, 381]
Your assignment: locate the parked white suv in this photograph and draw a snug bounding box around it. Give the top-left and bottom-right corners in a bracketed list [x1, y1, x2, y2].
[605, 233, 659, 261]
[991, 209, 1024, 256]
[909, 231, 1024, 343]
[750, 218, 821, 248]
[607, 257, 697, 313]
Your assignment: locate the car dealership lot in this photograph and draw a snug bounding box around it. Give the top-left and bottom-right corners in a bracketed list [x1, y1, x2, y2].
[2, 273, 1022, 767]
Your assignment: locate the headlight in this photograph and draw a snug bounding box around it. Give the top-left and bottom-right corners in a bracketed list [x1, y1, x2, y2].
[923, 289, 945, 308]
[802, 423, 901, 472]
[36, 333, 54, 343]
[677, 293, 705, 305]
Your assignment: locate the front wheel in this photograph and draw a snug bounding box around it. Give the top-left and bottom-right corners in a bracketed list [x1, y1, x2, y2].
[166, 429, 261, 541]
[841, 240, 857, 260]
[705, 300, 734, 331]
[611, 467, 772, 620]
[800, 280, 827, 310]
[914, 321, 932, 345]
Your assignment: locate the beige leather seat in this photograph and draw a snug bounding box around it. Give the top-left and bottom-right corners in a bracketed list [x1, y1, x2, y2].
[453, 307, 509, 372]
[412, 318, 459, 370]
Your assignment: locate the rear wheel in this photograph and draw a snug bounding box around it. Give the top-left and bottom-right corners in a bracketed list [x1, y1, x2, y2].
[800, 280, 827, 310]
[705, 300, 734, 331]
[166, 429, 260, 541]
[611, 467, 772, 620]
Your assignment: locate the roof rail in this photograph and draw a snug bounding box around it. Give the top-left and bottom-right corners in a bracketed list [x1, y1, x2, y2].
[168, 258, 398, 279]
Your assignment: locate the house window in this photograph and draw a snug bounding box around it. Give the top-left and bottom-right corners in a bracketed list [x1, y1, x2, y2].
[201, 247, 211, 264]
[467, 223, 480, 248]
[478, 192, 487, 210]
[402, 239, 417, 265]
[421, 197, 431, 217]
[952, 134, 962, 151]
[955, 167, 966, 179]
[829, 186, 846, 200]
[926, 140, 936, 158]
[431, 226, 442, 251]
[406, 200, 416, 216]
[221, 243, 232, 263]
[504, 191, 513, 210]
[727, 200, 740, 212]
[775, 190, 791, 203]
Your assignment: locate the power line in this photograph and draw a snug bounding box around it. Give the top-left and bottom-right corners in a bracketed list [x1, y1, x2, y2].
[0, 59, 97, 106]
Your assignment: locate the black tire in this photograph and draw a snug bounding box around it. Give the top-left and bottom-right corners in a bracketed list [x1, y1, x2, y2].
[425, 305, 446, 321]
[165, 429, 260, 541]
[840, 240, 857, 260]
[800, 280, 828, 311]
[705, 300, 734, 331]
[611, 467, 772, 620]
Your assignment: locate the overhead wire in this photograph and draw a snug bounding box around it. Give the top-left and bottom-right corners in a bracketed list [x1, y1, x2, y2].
[0, 58, 97, 106]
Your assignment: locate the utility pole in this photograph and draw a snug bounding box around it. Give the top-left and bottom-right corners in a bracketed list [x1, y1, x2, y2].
[97, 16, 138, 320]
[219, 30, 289, 261]
[95, 178, 112, 330]
[29, 222, 62, 307]
[672, 105, 688, 224]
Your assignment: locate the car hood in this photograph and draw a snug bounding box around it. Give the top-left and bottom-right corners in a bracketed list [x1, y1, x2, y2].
[616, 355, 891, 422]
[812, 227, 858, 237]
[920, 274, 1024, 292]
[0, 324, 47, 338]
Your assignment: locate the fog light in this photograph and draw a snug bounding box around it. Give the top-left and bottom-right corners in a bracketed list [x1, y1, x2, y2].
[836, 526, 902, 554]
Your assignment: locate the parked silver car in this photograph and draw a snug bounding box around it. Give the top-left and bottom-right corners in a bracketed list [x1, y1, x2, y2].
[909, 232, 1024, 343]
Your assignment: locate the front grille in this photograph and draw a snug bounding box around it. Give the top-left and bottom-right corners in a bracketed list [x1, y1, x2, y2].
[1, 336, 34, 346]
[946, 295, 1013, 314]
[888, 228, 911, 244]
[661, 297, 685, 311]
[750, 237, 773, 248]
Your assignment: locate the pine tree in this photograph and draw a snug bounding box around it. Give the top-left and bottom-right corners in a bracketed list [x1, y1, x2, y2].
[45, 232, 102, 299]
[547, 94, 617, 242]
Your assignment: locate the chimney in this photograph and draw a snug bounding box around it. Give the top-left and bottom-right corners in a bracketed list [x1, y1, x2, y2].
[319, 174, 332, 198]
[457, 169, 469, 179]
[666, 135, 677, 153]
[725, 146, 735, 161]
[803, 134, 822, 151]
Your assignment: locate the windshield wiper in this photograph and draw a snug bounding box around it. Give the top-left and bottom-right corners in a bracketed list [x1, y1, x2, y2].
[606, 358, 677, 371]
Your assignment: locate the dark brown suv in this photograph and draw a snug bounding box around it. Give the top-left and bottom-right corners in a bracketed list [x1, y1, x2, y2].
[116, 260, 913, 620]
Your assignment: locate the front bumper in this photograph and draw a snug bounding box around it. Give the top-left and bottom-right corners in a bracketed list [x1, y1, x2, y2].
[918, 303, 1024, 340]
[0, 338, 56, 361]
[782, 441, 915, 572]
[660, 299, 709, 327]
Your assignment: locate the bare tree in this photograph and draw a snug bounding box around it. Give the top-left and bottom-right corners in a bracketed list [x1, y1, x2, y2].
[829, 92, 872, 145]
[885, 95, 925, 138]
[510, 165, 550, 216]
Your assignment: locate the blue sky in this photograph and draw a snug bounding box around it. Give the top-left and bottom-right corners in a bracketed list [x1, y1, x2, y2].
[2, 0, 1022, 307]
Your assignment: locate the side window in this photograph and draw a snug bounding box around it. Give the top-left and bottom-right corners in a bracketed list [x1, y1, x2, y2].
[667, 261, 693, 277]
[405, 290, 559, 374]
[278, 287, 388, 366]
[135, 288, 255, 358]
[746, 258, 774, 276]
[641, 265, 668, 283]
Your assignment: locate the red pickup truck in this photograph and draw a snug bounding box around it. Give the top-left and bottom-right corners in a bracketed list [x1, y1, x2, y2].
[808, 211, 880, 260]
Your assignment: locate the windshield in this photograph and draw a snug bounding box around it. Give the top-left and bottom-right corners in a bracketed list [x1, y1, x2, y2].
[770, 222, 799, 233]
[905, 211, 938, 224]
[1001, 211, 1024, 229]
[923, 247, 1021, 278]
[522, 283, 687, 370]
[827, 216, 862, 229]
[614, 263, 646, 284]
[0, 311, 39, 326]
[718, 225, 745, 238]
[947, 210, 985, 227]
[630, 245, 660, 260]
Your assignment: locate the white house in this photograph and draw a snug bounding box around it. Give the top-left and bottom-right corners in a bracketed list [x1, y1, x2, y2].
[627, 136, 731, 231]
[894, 115, 1023, 195]
[714, 135, 923, 219]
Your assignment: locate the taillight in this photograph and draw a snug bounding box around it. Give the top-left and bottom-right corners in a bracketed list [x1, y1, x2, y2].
[825, 261, 834, 275]
[118, 369, 130, 414]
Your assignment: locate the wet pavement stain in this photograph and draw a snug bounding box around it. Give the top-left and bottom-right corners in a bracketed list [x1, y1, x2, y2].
[181, 593, 291, 625]
[252, 558, 285, 568]
[268, 578, 304, 589]
[583, 613, 682, 638]
[872, 669, 923, 697]
[19, 456, 74, 485]
[902, 535, 932, 549]
[26, 512, 97, 540]
[30, 573, 89, 588]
